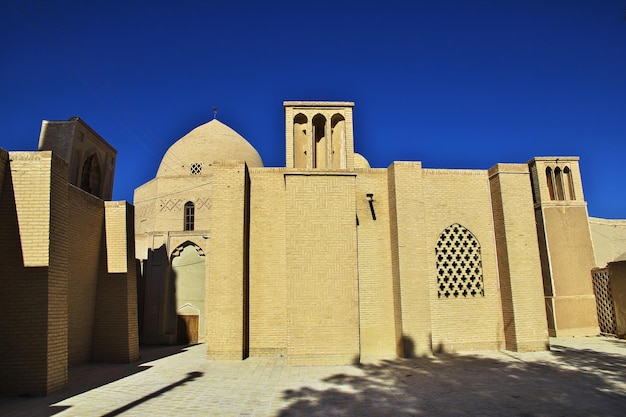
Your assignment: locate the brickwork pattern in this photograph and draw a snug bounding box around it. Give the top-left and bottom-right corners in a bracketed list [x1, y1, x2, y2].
[489, 164, 548, 351]
[66, 187, 104, 365]
[10, 152, 53, 267]
[0, 153, 47, 395]
[387, 162, 430, 357]
[285, 174, 359, 365]
[46, 155, 69, 393]
[355, 170, 397, 360]
[206, 162, 248, 360]
[134, 174, 213, 260]
[248, 169, 288, 355]
[92, 202, 140, 363]
[423, 169, 505, 352]
[0, 152, 69, 395]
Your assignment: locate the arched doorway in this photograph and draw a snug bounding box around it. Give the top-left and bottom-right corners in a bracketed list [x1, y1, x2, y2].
[171, 242, 206, 344]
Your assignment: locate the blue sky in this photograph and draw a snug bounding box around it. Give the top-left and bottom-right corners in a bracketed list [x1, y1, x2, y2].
[1, 0, 625, 218]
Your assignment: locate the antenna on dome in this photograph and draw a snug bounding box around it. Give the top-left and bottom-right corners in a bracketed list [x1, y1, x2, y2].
[212, 107, 219, 120]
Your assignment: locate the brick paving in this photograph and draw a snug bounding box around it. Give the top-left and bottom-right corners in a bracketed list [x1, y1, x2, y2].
[1, 336, 625, 416]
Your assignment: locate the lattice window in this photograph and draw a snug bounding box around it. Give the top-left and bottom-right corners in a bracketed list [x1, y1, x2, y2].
[190, 163, 203, 175]
[592, 269, 617, 335]
[436, 224, 484, 298]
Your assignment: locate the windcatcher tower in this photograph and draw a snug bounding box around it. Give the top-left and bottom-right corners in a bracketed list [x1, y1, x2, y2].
[284, 101, 355, 170]
[529, 157, 599, 337]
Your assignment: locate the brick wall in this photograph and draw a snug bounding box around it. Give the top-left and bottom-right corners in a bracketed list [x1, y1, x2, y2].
[0, 152, 68, 395]
[248, 168, 288, 356]
[206, 162, 248, 359]
[356, 169, 397, 360]
[285, 173, 359, 365]
[46, 154, 69, 393]
[388, 162, 431, 356]
[423, 168, 505, 352]
[66, 186, 104, 365]
[91, 202, 139, 362]
[489, 164, 548, 351]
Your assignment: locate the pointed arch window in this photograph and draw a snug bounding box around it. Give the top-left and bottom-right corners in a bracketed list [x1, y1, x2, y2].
[184, 201, 195, 231]
[564, 166, 575, 200]
[293, 113, 308, 168]
[312, 114, 327, 169]
[331, 113, 345, 169]
[554, 167, 565, 200]
[80, 153, 101, 197]
[545, 167, 556, 200]
[435, 224, 484, 298]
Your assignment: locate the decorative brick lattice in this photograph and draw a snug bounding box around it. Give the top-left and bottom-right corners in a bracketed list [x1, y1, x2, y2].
[190, 163, 203, 175]
[436, 224, 484, 298]
[195, 197, 211, 210]
[592, 269, 617, 335]
[159, 199, 182, 212]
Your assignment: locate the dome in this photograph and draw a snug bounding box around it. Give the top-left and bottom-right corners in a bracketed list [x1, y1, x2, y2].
[354, 153, 371, 169]
[156, 119, 263, 177]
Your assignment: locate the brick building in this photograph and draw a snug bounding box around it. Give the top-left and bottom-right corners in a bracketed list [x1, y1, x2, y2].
[3, 101, 622, 396]
[0, 118, 139, 396]
[134, 101, 614, 364]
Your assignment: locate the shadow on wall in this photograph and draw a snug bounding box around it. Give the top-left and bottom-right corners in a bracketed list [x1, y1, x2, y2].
[279, 341, 626, 416]
[140, 245, 179, 345]
[399, 334, 446, 359]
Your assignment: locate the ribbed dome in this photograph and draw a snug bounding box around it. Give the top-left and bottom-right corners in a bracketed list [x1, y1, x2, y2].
[156, 119, 263, 177]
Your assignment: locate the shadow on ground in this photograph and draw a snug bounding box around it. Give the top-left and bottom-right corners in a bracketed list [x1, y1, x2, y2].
[0, 344, 191, 417]
[279, 341, 626, 417]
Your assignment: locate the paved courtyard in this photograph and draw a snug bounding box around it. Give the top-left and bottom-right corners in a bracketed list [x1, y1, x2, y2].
[1, 336, 625, 416]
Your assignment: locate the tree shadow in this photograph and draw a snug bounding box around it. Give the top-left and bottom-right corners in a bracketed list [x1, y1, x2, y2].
[279, 339, 626, 416]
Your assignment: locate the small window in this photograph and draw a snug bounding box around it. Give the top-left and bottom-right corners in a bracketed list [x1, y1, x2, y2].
[184, 202, 195, 231]
[190, 163, 203, 175]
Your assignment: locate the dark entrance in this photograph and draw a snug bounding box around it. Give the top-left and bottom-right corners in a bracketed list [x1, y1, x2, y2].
[177, 314, 199, 344]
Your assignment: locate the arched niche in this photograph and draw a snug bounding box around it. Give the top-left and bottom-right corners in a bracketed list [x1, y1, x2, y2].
[554, 167, 565, 200]
[564, 166, 575, 200]
[312, 114, 327, 168]
[331, 114, 346, 169]
[80, 153, 101, 197]
[545, 167, 555, 201]
[171, 241, 206, 343]
[293, 113, 308, 168]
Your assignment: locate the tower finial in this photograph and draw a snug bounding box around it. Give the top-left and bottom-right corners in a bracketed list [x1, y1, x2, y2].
[212, 107, 219, 120]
